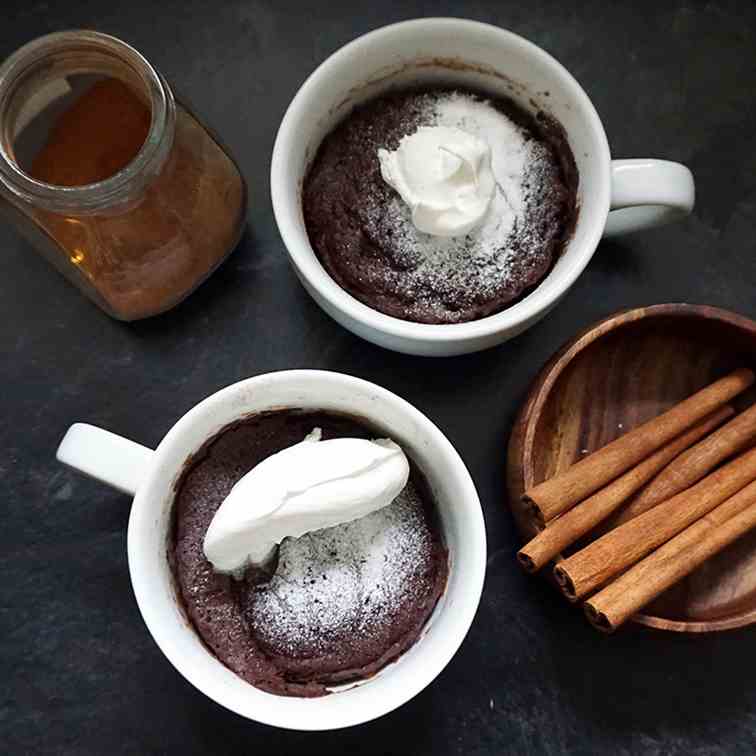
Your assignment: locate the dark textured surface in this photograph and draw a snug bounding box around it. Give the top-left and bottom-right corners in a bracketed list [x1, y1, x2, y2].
[2, 1, 755, 754]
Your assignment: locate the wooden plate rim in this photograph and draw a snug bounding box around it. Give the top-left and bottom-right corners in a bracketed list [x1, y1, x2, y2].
[510, 303, 756, 633]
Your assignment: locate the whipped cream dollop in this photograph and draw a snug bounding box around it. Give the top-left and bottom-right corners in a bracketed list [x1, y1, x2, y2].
[378, 125, 495, 237]
[203, 428, 410, 575]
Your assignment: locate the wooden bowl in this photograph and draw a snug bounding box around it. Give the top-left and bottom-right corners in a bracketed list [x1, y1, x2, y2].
[507, 304, 756, 633]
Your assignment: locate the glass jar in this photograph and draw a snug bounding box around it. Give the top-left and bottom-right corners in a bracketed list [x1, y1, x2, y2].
[0, 31, 247, 320]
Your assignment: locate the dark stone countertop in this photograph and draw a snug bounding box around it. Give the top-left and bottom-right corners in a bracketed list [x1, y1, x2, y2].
[2, 1, 755, 754]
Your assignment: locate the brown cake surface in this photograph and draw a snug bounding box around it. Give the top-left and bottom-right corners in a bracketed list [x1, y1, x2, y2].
[303, 87, 578, 324]
[171, 410, 448, 697]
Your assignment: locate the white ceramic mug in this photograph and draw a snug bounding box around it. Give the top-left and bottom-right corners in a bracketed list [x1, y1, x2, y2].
[271, 18, 695, 357]
[56, 370, 486, 730]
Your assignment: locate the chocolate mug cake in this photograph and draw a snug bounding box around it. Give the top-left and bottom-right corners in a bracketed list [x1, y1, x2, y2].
[170, 410, 448, 697]
[303, 86, 578, 325]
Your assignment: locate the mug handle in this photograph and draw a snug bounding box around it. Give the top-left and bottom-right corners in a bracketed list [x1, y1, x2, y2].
[604, 159, 695, 237]
[56, 423, 154, 496]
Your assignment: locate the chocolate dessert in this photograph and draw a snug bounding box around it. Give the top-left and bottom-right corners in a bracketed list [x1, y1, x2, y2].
[303, 87, 578, 324]
[171, 410, 448, 697]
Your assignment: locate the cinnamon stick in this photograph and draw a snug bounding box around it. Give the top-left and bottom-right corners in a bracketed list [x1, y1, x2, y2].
[612, 402, 756, 526]
[516, 407, 733, 573]
[585, 479, 756, 632]
[553, 445, 756, 601]
[522, 368, 754, 526]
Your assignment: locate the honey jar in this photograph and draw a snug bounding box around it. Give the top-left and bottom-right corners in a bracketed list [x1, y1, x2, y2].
[0, 31, 247, 320]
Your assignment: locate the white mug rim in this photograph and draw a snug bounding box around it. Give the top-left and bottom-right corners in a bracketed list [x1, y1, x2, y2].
[271, 17, 611, 349]
[126, 369, 487, 730]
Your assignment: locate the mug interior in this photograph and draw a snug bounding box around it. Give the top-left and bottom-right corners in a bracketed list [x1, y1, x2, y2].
[273, 19, 611, 350]
[127, 371, 485, 730]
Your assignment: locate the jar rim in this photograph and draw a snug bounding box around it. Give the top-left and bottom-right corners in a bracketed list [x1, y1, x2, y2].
[0, 30, 174, 213]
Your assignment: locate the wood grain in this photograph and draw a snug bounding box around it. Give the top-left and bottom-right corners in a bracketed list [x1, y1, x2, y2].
[507, 304, 756, 633]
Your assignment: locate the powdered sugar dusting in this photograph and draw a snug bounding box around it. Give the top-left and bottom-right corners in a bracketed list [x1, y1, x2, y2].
[434, 92, 529, 224]
[363, 91, 565, 316]
[249, 484, 436, 656]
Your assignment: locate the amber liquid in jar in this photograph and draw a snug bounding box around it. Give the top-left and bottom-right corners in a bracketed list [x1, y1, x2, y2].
[27, 78, 151, 187]
[0, 32, 246, 320]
